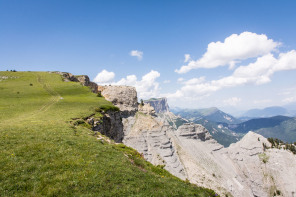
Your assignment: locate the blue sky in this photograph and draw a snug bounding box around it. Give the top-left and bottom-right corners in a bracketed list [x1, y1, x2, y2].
[1, 0, 296, 113]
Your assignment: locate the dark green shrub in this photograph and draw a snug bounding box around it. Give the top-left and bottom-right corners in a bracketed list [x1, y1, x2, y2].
[97, 91, 102, 97]
[95, 105, 119, 112]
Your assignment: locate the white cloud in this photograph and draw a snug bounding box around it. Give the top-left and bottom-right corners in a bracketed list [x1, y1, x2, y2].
[175, 32, 280, 73]
[115, 70, 160, 99]
[184, 54, 191, 63]
[163, 80, 171, 84]
[93, 69, 115, 84]
[168, 50, 296, 100]
[223, 97, 242, 106]
[253, 99, 272, 104]
[130, 50, 143, 60]
[182, 77, 205, 85]
[283, 97, 296, 103]
[177, 77, 184, 82]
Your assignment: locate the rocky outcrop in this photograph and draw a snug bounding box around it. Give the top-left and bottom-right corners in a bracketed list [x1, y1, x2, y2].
[69, 82, 296, 197]
[171, 129, 296, 197]
[138, 103, 156, 116]
[177, 123, 212, 141]
[98, 85, 138, 117]
[98, 86, 186, 179]
[56, 72, 98, 93]
[227, 132, 296, 197]
[75, 75, 98, 93]
[123, 112, 186, 179]
[144, 98, 170, 113]
[87, 111, 124, 143]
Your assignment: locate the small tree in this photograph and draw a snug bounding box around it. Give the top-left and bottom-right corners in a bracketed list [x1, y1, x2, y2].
[97, 91, 102, 97]
[140, 99, 144, 106]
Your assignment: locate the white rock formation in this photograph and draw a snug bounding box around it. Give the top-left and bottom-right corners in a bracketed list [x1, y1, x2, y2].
[138, 103, 156, 116]
[99, 85, 296, 197]
[144, 98, 170, 113]
[98, 85, 138, 116]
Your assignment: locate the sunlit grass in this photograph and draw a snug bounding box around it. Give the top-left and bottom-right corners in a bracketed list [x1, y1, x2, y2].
[0, 71, 216, 196]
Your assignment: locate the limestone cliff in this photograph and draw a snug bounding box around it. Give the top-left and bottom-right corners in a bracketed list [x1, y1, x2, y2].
[58, 72, 123, 142]
[98, 85, 138, 117]
[144, 98, 170, 113]
[86, 111, 124, 143]
[62, 79, 296, 197]
[99, 85, 296, 197]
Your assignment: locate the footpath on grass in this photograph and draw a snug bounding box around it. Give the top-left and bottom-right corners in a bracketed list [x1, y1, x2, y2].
[0, 71, 217, 196]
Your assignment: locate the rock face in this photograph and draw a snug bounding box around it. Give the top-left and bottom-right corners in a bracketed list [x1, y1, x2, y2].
[177, 123, 212, 141]
[138, 103, 156, 116]
[123, 112, 186, 179]
[75, 75, 98, 93]
[99, 85, 138, 116]
[227, 132, 296, 197]
[87, 111, 124, 143]
[171, 130, 296, 197]
[72, 82, 296, 197]
[98, 86, 296, 196]
[57, 72, 123, 142]
[57, 72, 98, 93]
[144, 98, 170, 113]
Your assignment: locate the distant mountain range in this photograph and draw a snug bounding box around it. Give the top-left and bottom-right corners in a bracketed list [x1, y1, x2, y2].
[171, 107, 242, 124]
[230, 116, 296, 143]
[241, 106, 294, 119]
[171, 107, 243, 146]
[172, 106, 296, 146]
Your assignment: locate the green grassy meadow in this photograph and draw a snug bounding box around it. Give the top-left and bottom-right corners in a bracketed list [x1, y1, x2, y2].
[0, 71, 216, 196]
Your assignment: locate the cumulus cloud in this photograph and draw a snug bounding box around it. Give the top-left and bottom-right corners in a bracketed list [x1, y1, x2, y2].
[93, 69, 115, 84]
[130, 50, 143, 60]
[223, 97, 242, 106]
[115, 70, 161, 99]
[168, 50, 296, 99]
[175, 32, 280, 73]
[163, 80, 171, 84]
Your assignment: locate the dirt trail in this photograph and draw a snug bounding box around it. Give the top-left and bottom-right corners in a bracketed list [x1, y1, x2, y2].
[0, 74, 61, 125]
[36, 74, 61, 113]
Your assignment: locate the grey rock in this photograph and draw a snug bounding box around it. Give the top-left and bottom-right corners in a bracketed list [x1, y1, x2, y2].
[99, 85, 138, 117]
[56, 72, 98, 93]
[144, 98, 170, 113]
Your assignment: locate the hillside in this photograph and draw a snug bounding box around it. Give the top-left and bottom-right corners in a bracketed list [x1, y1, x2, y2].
[173, 107, 241, 124]
[242, 106, 292, 118]
[172, 107, 242, 146]
[0, 71, 216, 196]
[220, 115, 296, 144]
[232, 115, 292, 133]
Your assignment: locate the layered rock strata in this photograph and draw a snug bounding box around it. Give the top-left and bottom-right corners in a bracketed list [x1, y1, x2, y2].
[144, 98, 170, 113]
[86, 111, 124, 143]
[61, 77, 296, 197]
[99, 85, 296, 197]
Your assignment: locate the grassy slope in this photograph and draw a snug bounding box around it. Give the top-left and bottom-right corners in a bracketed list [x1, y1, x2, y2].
[0, 71, 216, 196]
